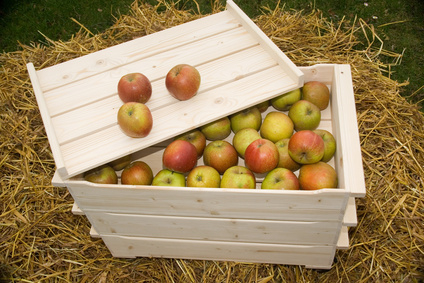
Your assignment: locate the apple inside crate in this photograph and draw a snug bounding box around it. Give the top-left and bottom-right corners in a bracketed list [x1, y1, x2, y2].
[52, 64, 365, 269]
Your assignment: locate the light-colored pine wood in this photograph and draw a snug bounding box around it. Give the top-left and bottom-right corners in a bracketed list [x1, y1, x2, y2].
[343, 197, 358, 226]
[101, 234, 335, 268]
[71, 203, 84, 215]
[90, 226, 101, 238]
[336, 226, 350, 249]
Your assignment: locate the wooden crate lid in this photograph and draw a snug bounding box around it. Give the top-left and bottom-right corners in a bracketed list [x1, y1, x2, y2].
[27, 0, 304, 180]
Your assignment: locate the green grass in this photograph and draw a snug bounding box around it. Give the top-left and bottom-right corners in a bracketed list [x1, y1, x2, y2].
[1, 0, 423, 108]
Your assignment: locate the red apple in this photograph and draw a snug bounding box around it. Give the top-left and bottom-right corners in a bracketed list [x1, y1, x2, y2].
[288, 130, 325, 164]
[108, 154, 132, 171]
[288, 100, 321, 131]
[200, 117, 231, 141]
[203, 140, 238, 174]
[298, 162, 338, 190]
[261, 168, 300, 190]
[275, 138, 301, 172]
[162, 140, 197, 173]
[165, 64, 201, 101]
[230, 107, 262, 134]
[175, 129, 206, 158]
[260, 111, 294, 143]
[302, 81, 330, 110]
[117, 102, 153, 138]
[313, 129, 337, 162]
[232, 127, 261, 158]
[220, 166, 256, 189]
[117, 72, 152, 104]
[152, 169, 186, 187]
[121, 161, 153, 185]
[84, 165, 118, 184]
[187, 165, 221, 188]
[244, 138, 279, 174]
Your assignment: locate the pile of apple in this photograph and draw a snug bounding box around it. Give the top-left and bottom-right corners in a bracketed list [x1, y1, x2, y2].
[84, 68, 338, 191]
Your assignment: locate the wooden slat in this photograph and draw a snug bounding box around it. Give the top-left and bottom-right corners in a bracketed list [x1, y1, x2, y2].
[101, 234, 335, 268]
[336, 226, 350, 249]
[343, 197, 358, 226]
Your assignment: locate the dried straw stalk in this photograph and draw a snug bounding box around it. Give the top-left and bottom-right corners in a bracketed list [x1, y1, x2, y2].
[1, 1, 423, 282]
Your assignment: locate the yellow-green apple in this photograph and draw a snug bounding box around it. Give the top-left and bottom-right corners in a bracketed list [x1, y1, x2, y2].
[165, 64, 201, 101]
[244, 138, 279, 174]
[298, 161, 338, 190]
[117, 72, 152, 104]
[203, 140, 238, 174]
[313, 129, 336, 162]
[302, 81, 330, 110]
[187, 165, 221, 188]
[232, 127, 261, 158]
[175, 129, 206, 158]
[152, 169, 186, 187]
[255, 100, 270, 113]
[108, 154, 132, 171]
[261, 167, 300, 190]
[220, 166, 256, 189]
[260, 111, 294, 143]
[275, 138, 301, 172]
[288, 100, 321, 131]
[200, 117, 231, 141]
[271, 88, 301, 111]
[162, 140, 197, 173]
[230, 107, 262, 133]
[117, 102, 153, 138]
[121, 161, 153, 185]
[288, 130, 325, 164]
[84, 165, 118, 184]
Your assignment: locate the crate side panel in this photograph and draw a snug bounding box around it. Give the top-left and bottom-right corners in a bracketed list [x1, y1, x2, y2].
[101, 234, 334, 268]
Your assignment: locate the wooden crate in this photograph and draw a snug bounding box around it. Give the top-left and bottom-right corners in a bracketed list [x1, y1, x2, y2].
[27, 0, 365, 269]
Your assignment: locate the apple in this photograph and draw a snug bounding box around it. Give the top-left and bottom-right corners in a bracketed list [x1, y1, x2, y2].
[288, 130, 325, 164]
[232, 127, 261, 158]
[121, 161, 153, 185]
[313, 129, 337, 162]
[84, 165, 118, 184]
[162, 140, 197, 173]
[108, 154, 132, 171]
[117, 102, 153, 138]
[230, 107, 262, 134]
[255, 100, 270, 113]
[271, 88, 301, 111]
[275, 138, 301, 172]
[200, 117, 231, 141]
[261, 167, 300, 190]
[117, 72, 152, 104]
[175, 129, 206, 158]
[302, 81, 330, 110]
[298, 162, 338, 190]
[220, 166, 256, 189]
[244, 138, 279, 174]
[288, 100, 321, 131]
[203, 140, 238, 174]
[165, 64, 201, 101]
[187, 165, 221, 188]
[152, 169, 186, 187]
[260, 111, 294, 143]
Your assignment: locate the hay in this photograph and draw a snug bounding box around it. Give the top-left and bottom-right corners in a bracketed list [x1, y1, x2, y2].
[1, 0, 423, 281]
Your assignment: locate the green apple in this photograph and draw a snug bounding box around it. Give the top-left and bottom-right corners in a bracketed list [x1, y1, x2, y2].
[260, 111, 294, 143]
[230, 107, 262, 134]
[302, 81, 330, 110]
[220, 166, 256, 189]
[288, 100, 321, 131]
[232, 127, 261, 158]
[271, 88, 301, 111]
[261, 167, 300, 190]
[313, 129, 336, 162]
[200, 116, 231, 141]
[108, 154, 132, 171]
[275, 138, 301, 172]
[298, 162, 338, 190]
[121, 161, 153, 185]
[84, 165, 118, 184]
[288, 130, 325, 164]
[152, 169, 186, 187]
[255, 100, 270, 113]
[175, 129, 206, 158]
[187, 165, 221, 188]
[203, 140, 238, 174]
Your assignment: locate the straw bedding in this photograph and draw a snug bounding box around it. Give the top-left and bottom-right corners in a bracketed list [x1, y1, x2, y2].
[1, 1, 423, 282]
